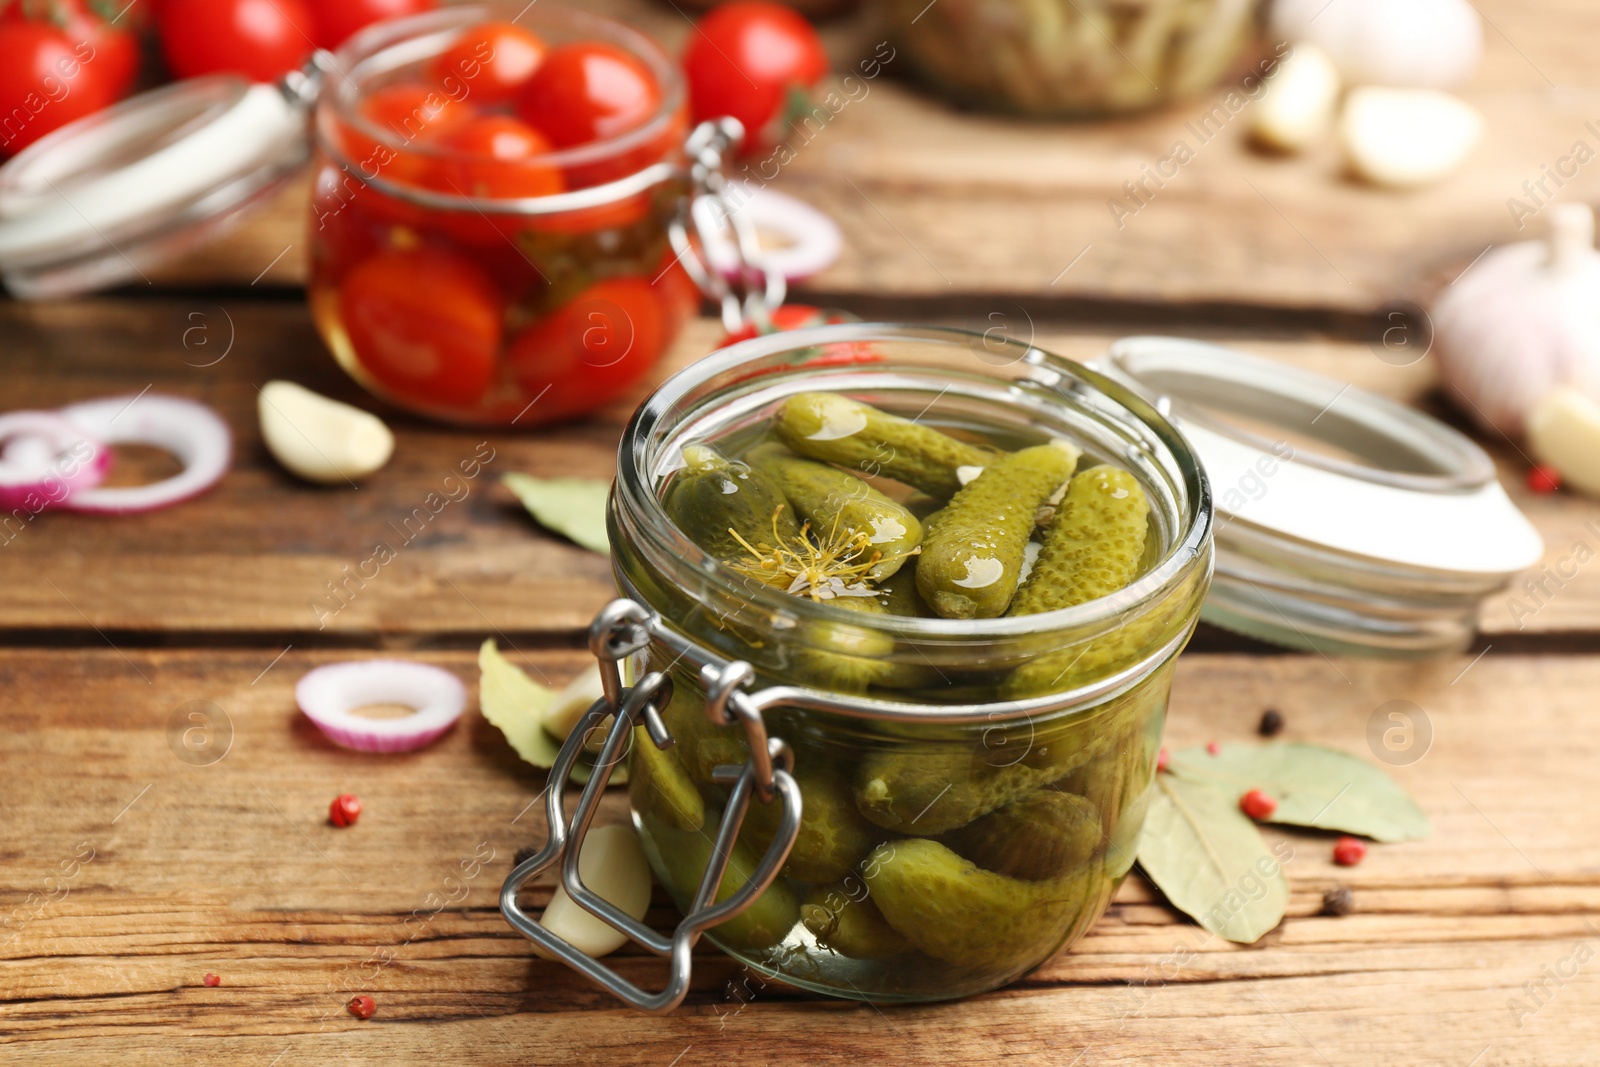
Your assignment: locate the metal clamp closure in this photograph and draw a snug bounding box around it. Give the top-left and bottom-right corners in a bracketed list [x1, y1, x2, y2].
[499, 599, 801, 1014]
[668, 118, 785, 335]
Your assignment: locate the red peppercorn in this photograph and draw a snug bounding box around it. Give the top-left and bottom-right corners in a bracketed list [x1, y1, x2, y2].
[1206, 741, 1221, 756]
[203, 973, 221, 987]
[1239, 789, 1278, 820]
[1156, 748, 1170, 773]
[329, 794, 363, 828]
[1332, 836, 1367, 866]
[1527, 466, 1563, 494]
[347, 995, 376, 1020]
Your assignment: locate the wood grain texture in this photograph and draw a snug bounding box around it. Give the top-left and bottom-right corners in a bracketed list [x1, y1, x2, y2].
[4, 299, 1598, 640]
[1, 648, 1596, 1064]
[144, 0, 1600, 314]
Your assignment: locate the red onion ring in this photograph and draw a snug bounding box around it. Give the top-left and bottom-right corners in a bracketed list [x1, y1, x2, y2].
[0, 411, 108, 510]
[58, 394, 231, 513]
[703, 188, 843, 282]
[296, 660, 467, 753]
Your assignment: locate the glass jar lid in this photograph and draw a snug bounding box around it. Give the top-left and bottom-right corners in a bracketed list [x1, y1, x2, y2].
[1094, 336, 1544, 657]
[0, 74, 312, 298]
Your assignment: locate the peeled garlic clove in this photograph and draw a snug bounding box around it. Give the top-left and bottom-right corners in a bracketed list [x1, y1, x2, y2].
[1340, 87, 1482, 188]
[1528, 387, 1600, 497]
[535, 825, 652, 959]
[258, 381, 394, 484]
[541, 663, 609, 753]
[1251, 44, 1341, 153]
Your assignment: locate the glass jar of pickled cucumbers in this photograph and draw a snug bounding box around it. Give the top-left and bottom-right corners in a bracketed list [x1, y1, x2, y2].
[884, 0, 1258, 117]
[503, 324, 1212, 1008]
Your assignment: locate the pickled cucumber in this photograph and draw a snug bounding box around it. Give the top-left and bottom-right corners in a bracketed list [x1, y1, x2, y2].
[1001, 591, 1190, 700]
[873, 564, 933, 618]
[793, 595, 897, 692]
[941, 790, 1100, 881]
[664, 443, 799, 562]
[1008, 465, 1150, 616]
[742, 764, 885, 883]
[854, 747, 1057, 834]
[862, 838, 1090, 971]
[916, 441, 1081, 619]
[749, 445, 923, 580]
[802, 883, 910, 959]
[630, 726, 706, 832]
[773, 392, 994, 499]
[650, 823, 801, 951]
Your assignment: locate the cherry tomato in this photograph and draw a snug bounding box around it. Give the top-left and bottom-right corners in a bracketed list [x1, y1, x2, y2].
[720, 305, 878, 370]
[310, 0, 435, 51]
[0, 22, 121, 157]
[428, 20, 544, 105]
[684, 2, 826, 154]
[432, 114, 562, 199]
[2, 0, 138, 101]
[517, 41, 660, 149]
[158, 0, 315, 83]
[508, 277, 666, 424]
[339, 248, 503, 408]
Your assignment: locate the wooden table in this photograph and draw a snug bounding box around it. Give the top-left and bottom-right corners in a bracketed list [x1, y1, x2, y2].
[7, 2, 1600, 1062]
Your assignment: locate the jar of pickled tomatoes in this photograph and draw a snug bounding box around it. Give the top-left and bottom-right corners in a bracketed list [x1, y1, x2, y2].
[308, 4, 707, 426]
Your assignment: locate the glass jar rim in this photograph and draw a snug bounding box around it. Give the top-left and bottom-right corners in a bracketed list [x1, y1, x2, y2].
[319, 2, 687, 208]
[613, 322, 1215, 644]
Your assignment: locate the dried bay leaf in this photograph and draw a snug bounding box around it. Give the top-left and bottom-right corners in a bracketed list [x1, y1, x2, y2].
[1169, 741, 1430, 843]
[1137, 773, 1290, 944]
[478, 639, 624, 786]
[504, 473, 611, 556]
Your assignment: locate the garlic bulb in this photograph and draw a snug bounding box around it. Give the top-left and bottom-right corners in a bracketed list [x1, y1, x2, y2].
[1432, 204, 1600, 436]
[1272, 0, 1482, 88]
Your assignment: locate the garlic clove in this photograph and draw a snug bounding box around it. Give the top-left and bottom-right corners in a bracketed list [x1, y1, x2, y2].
[258, 380, 394, 485]
[1251, 43, 1342, 154]
[541, 663, 610, 753]
[1340, 87, 1483, 188]
[1527, 386, 1600, 497]
[535, 825, 653, 959]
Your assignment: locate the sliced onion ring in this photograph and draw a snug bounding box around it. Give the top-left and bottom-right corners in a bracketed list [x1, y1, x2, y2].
[702, 187, 843, 282]
[0, 411, 109, 509]
[58, 394, 231, 513]
[297, 660, 467, 753]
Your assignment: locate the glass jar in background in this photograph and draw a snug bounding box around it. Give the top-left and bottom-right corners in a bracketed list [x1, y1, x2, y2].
[883, 0, 1259, 117]
[547, 324, 1213, 1005]
[308, 4, 702, 426]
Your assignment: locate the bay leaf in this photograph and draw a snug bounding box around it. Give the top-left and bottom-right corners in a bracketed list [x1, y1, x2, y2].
[1169, 741, 1429, 843]
[478, 639, 625, 786]
[1137, 773, 1289, 944]
[504, 473, 611, 556]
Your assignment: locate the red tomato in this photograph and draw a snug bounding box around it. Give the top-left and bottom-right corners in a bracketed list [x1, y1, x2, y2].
[339, 248, 503, 408]
[429, 20, 544, 105]
[508, 277, 666, 423]
[360, 80, 468, 143]
[0, 22, 121, 157]
[311, 0, 435, 51]
[684, 2, 826, 153]
[517, 41, 660, 149]
[432, 114, 562, 198]
[158, 0, 315, 82]
[2, 0, 138, 100]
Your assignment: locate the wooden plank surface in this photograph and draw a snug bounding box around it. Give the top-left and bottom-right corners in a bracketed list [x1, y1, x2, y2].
[5, 298, 1599, 641]
[3, 647, 1597, 1064]
[146, 0, 1600, 314]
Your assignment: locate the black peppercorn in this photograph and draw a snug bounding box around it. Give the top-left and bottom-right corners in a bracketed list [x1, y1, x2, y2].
[1258, 709, 1285, 737]
[1321, 885, 1354, 917]
[514, 845, 538, 866]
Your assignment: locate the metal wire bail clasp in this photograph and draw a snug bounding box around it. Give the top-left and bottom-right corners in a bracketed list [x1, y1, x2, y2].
[499, 599, 802, 1014]
[668, 117, 786, 334]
